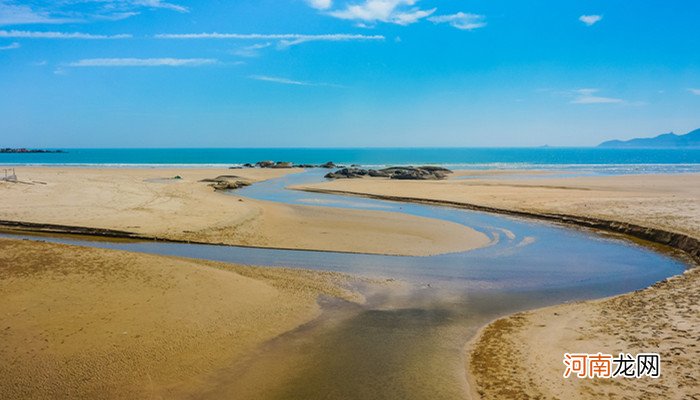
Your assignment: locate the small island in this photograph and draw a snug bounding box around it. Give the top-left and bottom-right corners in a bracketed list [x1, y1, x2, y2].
[0, 148, 65, 154]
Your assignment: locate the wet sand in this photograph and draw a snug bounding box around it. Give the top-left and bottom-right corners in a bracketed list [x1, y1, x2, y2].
[0, 167, 489, 256]
[297, 172, 700, 399]
[4, 168, 697, 399]
[0, 238, 362, 399]
[467, 268, 699, 400]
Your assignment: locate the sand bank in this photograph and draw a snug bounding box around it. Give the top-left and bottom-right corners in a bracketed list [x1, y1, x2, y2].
[0, 238, 362, 399]
[0, 167, 489, 256]
[297, 172, 700, 238]
[467, 268, 699, 399]
[296, 172, 700, 399]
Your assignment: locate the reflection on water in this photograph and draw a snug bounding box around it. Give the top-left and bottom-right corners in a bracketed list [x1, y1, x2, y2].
[1, 170, 688, 399]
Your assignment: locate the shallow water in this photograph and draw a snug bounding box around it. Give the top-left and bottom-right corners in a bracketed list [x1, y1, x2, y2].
[0, 170, 688, 399]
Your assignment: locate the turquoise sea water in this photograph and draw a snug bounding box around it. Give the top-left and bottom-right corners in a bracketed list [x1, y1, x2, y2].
[2, 148, 700, 173]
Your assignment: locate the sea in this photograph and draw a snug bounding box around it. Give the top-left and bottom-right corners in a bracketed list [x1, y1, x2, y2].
[2, 148, 700, 175]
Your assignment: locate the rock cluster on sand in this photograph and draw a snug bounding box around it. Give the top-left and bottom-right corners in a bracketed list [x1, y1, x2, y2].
[254, 160, 294, 168]
[235, 161, 340, 169]
[199, 175, 252, 191]
[325, 166, 452, 180]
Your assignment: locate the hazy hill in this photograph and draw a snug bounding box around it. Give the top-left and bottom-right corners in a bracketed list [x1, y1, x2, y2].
[598, 128, 700, 148]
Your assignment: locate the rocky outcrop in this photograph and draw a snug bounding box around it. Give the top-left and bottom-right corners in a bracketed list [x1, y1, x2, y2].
[368, 169, 391, 177]
[381, 167, 451, 180]
[324, 168, 369, 179]
[255, 160, 275, 168]
[239, 160, 341, 169]
[254, 160, 294, 168]
[324, 166, 453, 180]
[199, 175, 251, 191]
[210, 180, 251, 191]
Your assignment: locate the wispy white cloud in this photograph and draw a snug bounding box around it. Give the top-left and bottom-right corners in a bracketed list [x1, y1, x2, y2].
[571, 88, 623, 104]
[67, 58, 217, 67]
[0, 40, 19, 49]
[0, 29, 131, 39]
[688, 88, 700, 96]
[0, 0, 186, 26]
[306, 0, 333, 10]
[249, 75, 343, 88]
[126, 0, 188, 13]
[156, 32, 385, 48]
[428, 12, 486, 30]
[327, 0, 435, 26]
[579, 14, 602, 26]
[233, 42, 272, 58]
[0, 1, 77, 25]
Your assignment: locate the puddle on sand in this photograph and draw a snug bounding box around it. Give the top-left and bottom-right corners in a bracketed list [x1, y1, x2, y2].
[195, 282, 578, 400]
[197, 284, 481, 400]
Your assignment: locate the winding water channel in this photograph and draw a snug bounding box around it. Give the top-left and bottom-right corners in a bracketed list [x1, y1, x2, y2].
[1, 170, 688, 399]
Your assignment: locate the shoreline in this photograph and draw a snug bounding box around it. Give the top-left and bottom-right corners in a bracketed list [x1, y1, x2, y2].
[4, 167, 698, 398]
[0, 166, 490, 257]
[0, 238, 366, 399]
[294, 187, 700, 264]
[0, 222, 442, 257]
[295, 173, 699, 399]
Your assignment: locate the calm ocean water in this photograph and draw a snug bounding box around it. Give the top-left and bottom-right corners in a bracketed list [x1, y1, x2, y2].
[2, 148, 700, 174]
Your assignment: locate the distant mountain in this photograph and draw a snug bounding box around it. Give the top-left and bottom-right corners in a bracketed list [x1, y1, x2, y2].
[598, 128, 700, 148]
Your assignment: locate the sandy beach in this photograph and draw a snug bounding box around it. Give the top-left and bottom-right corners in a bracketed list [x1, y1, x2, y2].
[0, 167, 489, 256]
[297, 171, 700, 399]
[0, 238, 364, 399]
[297, 172, 700, 238]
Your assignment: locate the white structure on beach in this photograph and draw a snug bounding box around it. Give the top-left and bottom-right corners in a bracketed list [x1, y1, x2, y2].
[2, 168, 17, 182]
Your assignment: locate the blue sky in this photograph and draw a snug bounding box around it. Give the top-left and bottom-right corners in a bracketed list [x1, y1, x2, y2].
[1, 0, 699, 147]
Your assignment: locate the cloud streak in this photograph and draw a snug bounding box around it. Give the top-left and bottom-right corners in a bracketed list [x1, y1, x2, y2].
[688, 88, 700, 96]
[428, 12, 486, 30]
[233, 42, 272, 58]
[0, 1, 76, 25]
[0, 40, 19, 50]
[156, 32, 385, 48]
[571, 88, 623, 104]
[67, 58, 217, 67]
[579, 14, 602, 26]
[249, 75, 342, 87]
[127, 0, 188, 13]
[0, 29, 131, 39]
[0, 0, 187, 26]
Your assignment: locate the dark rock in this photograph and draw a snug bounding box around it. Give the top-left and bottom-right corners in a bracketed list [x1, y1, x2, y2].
[392, 171, 441, 180]
[294, 164, 316, 168]
[324, 168, 368, 179]
[368, 169, 391, 177]
[324, 165, 450, 180]
[256, 160, 275, 168]
[210, 180, 251, 191]
[382, 166, 452, 180]
[271, 161, 294, 168]
[418, 166, 453, 173]
[243, 163, 255, 168]
[200, 175, 251, 190]
[320, 161, 336, 169]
